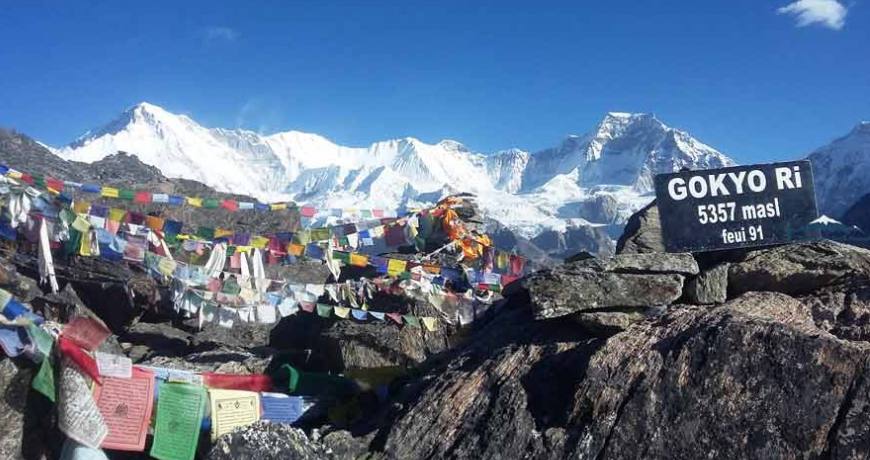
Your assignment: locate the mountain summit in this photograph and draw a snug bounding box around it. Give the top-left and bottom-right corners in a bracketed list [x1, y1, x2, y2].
[53, 102, 735, 245]
[809, 121, 870, 218]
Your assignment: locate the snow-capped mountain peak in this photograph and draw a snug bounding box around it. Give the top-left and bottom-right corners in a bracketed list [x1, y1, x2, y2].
[53, 102, 736, 242]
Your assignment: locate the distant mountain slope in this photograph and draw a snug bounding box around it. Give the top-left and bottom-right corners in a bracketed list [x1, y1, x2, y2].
[807, 122, 870, 218]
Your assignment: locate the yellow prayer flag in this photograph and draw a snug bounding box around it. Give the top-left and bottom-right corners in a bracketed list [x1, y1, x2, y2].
[73, 200, 91, 214]
[333, 306, 350, 318]
[250, 236, 269, 249]
[108, 208, 127, 222]
[270, 203, 287, 211]
[101, 187, 119, 198]
[214, 228, 233, 238]
[7, 170, 22, 179]
[235, 245, 252, 254]
[79, 229, 93, 256]
[349, 253, 368, 267]
[157, 258, 177, 276]
[187, 197, 203, 207]
[71, 215, 92, 233]
[208, 389, 260, 441]
[421, 317, 439, 332]
[387, 259, 407, 277]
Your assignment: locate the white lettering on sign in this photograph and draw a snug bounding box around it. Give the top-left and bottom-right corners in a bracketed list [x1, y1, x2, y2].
[666, 165, 805, 201]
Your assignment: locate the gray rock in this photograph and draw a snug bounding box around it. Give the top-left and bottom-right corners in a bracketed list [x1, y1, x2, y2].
[0, 260, 42, 302]
[616, 200, 664, 255]
[591, 252, 699, 275]
[0, 359, 29, 459]
[208, 422, 330, 460]
[375, 292, 870, 459]
[139, 348, 271, 374]
[573, 307, 647, 333]
[685, 263, 729, 304]
[800, 279, 870, 342]
[729, 240, 870, 297]
[522, 265, 684, 319]
[270, 301, 452, 372]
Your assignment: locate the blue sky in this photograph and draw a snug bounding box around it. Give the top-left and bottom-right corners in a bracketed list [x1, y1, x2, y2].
[0, 0, 867, 163]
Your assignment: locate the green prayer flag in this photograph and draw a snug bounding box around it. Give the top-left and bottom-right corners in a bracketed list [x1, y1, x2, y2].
[196, 227, 215, 240]
[316, 304, 333, 318]
[60, 208, 76, 225]
[203, 198, 220, 209]
[292, 230, 311, 245]
[119, 189, 135, 201]
[334, 251, 351, 264]
[33, 175, 46, 188]
[150, 382, 206, 460]
[26, 324, 54, 358]
[32, 353, 56, 402]
[310, 228, 330, 241]
[338, 236, 349, 247]
[402, 315, 421, 328]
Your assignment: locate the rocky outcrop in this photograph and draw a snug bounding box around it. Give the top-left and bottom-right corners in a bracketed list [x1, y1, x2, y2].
[361, 239, 870, 459]
[728, 240, 870, 297]
[373, 289, 870, 459]
[615, 200, 664, 254]
[516, 252, 695, 320]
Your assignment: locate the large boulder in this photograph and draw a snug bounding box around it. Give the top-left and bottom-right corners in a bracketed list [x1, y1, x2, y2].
[270, 301, 452, 373]
[374, 291, 870, 459]
[728, 240, 870, 297]
[615, 200, 664, 255]
[513, 253, 694, 320]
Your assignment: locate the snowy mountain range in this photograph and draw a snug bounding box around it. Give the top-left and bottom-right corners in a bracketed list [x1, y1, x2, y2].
[52, 103, 737, 244]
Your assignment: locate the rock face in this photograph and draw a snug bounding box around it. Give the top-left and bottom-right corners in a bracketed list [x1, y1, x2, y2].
[728, 240, 870, 297]
[518, 253, 695, 320]
[684, 263, 729, 304]
[208, 423, 332, 460]
[615, 201, 664, 254]
[373, 290, 870, 459]
[362, 239, 870, 459]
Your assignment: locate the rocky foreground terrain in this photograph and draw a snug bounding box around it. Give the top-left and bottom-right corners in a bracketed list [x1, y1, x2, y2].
[2, 195, 870, 459]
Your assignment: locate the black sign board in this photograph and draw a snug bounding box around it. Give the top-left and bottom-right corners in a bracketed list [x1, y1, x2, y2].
[653, 160, 819, 252]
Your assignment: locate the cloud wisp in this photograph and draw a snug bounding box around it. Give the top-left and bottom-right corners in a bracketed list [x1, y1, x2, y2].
[777, 0, 848, 30]
[203, 26, 240, 44]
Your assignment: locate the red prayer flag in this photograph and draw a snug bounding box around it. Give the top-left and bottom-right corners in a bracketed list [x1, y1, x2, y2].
[20, 173, 34, 185]
[134, 191, 152, 204]
[93, 367, 155, 452]
[372, 209, 384, 218]
[58, 336, 102, 384]
[202, 372, 273, 392]
[62, 316, 111, 351]
[509, 255, 525, 276]
[221, 200, 239, 212]
[386, 312, 403, 325]
[46, 177, 65, 192]
[300, 206, 317, 218]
